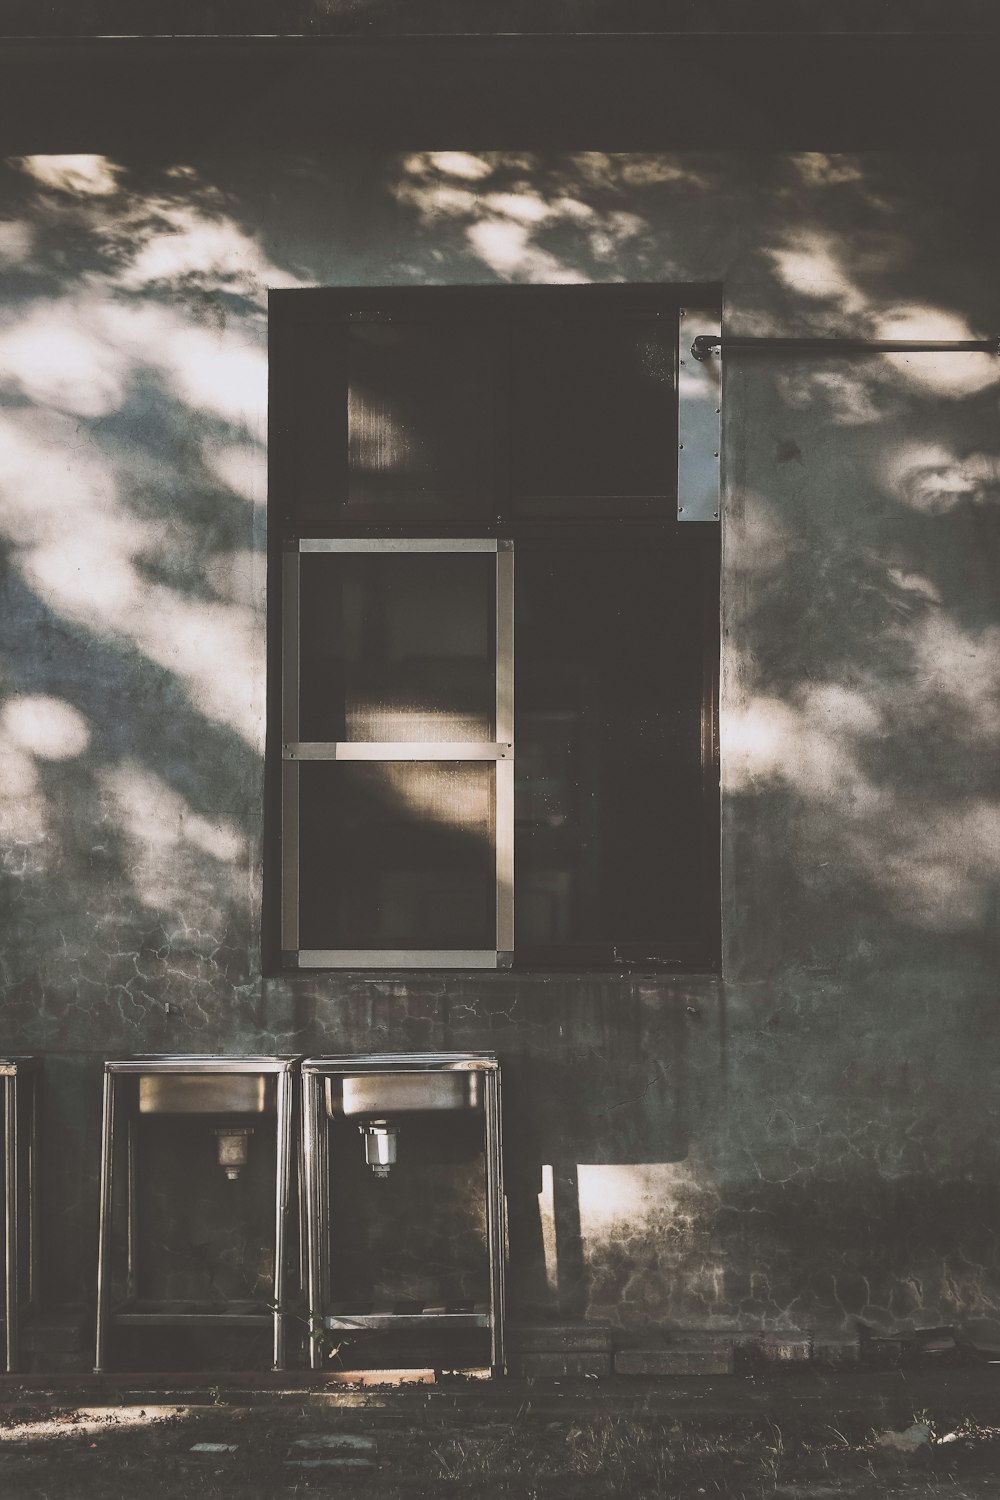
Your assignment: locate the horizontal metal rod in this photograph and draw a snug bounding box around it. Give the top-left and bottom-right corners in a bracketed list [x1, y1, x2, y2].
[298, 537, 499, 553]
[692, 333, 1000, 360]
[323, 1312, 490, 1330]
[283, 741, 511, 761]
[294, 950, 500, 969]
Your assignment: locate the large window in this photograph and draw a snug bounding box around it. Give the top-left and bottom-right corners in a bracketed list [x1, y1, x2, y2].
[268, 287, 720, 972]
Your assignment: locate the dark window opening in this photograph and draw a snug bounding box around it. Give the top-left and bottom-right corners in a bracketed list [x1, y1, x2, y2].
[268, 286, 720, 973]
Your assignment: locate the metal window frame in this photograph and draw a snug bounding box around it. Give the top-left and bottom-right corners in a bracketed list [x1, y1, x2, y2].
[282, 538, 514, 970]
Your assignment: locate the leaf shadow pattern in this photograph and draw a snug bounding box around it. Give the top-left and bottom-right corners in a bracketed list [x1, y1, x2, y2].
[0, 144, 998, 1332]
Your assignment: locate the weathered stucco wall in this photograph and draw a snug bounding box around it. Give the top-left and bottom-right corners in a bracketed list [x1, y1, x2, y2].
[1, 143, 998, 1337]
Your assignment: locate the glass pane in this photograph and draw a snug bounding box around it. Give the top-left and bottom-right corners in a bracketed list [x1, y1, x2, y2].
[514, 541, 716, 952]
[512, 319, 675, 505]
[347, 323, 499, 518]
[299, 551, 496, 743]
[298, 761, 496, 950]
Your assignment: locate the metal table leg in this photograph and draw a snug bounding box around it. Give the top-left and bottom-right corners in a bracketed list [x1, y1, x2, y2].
[4, 1075, 18, 1374]
[302, 1070, 324, 1372]
[94, 1069, 117, 1373]
[272, 1067, 293, 1371]
[484, 1067, 506, 1376]
[28, 1071, 39, 1314]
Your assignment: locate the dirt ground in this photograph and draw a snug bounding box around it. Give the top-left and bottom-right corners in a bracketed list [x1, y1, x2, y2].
[2, 1375, 1000, 1499]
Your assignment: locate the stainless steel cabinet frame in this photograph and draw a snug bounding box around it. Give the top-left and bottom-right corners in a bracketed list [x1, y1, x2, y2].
[301, 1052, 505, 1375]
[95, 1055, 298, 1373]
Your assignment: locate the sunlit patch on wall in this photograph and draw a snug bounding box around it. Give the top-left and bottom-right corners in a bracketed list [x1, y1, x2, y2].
[0, 407, 121, 543]
[881, 442, 1000, 513]
[538, 1163, 558, 1293]
[166, 326, 268, 426]
[879, 308, 1000, 396]
[465, 219, 589, 283]
[766, 230, 871, 317]
[723, 697, 810, 786]
[0, 731, 48, 855]
[1, 695, 90, 760]
[579, 1158, 727, 1327]
[11, 154, 124, 197]
[726, 497, 797, 574]
[726, 669, 1000, 933]
[776, 367, 888, 425]
[100, 759, 247, 923]
[790, 154, 865, 188]
[421, 152, 492, 181]
[907, 614, 1000, 746]
[204, 549, 263, 608]
[0, 406, 262, 746]
[723, 685, 883, 809]
[0, 304, 126, 418]
[574, 152, 716, 189]
[203, 442, 266, 507]
[578, 1162, 693, 1235]
[877, 799, 1000, 931]
[393, 151, 654, 283]
[116, 198, 302, 302]
[0, 219, 34, 267]
[0, 292, 268, 431]
[884, 566, 941, 606]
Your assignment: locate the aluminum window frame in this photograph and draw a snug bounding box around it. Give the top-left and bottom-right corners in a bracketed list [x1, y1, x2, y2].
[281, 537, 514, 970]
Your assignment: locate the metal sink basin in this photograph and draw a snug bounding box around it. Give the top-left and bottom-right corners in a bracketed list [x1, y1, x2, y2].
[325, 1070, 483, 1118]
[138, 1073, 277, 1114]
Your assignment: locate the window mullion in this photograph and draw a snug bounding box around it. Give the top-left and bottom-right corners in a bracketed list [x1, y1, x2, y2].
[496, 542, 514, 957]
[281, 546, 301, 952]
[283, 743, 508, 762]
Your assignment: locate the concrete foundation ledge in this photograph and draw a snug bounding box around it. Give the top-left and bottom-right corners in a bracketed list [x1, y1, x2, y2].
[615, 1346, 735, 1377]
[508, 1351, 612, 1378]
[507, 1322, 614, 1354]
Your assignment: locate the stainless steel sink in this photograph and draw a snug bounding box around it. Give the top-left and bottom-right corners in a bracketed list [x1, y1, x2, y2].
[325, 1070, 484, 1118]
[138, 1073, 277, 1114]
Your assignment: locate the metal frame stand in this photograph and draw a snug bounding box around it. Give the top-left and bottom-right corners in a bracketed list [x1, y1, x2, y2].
[2, 1059, 40, 1374]
[302, 1052, 505, 1376]
[95, 1056, 297, 1373]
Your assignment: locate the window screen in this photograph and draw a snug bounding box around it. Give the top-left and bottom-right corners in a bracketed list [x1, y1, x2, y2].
[270, 288, 720, 972]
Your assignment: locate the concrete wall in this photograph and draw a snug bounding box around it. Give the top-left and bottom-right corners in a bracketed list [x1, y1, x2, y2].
[1, 139, 998, 1339]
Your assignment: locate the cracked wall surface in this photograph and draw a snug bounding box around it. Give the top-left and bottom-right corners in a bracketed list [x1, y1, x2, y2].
[0, 124, 998, 1340]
